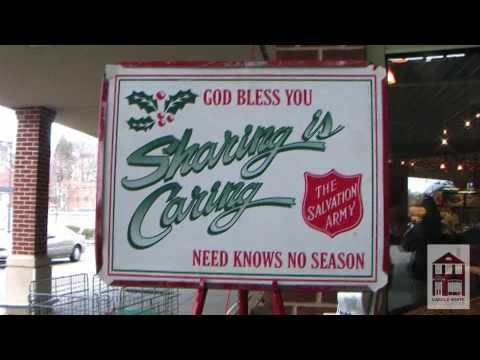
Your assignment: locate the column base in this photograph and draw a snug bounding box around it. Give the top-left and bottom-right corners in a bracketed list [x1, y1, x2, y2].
[4, 255, 51, 315]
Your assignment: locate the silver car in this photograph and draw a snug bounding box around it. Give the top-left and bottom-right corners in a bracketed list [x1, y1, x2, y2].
[0, 233, 11, 268]
[0, 226, 86, 268]
[0, 246, 7, 268]
[47, 226, 87, 262]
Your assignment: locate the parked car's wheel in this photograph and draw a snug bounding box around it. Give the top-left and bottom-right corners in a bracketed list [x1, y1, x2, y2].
[70, 245, 82, 262]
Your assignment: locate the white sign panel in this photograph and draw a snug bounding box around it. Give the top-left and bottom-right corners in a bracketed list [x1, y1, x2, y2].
[97, 63, 388, 290]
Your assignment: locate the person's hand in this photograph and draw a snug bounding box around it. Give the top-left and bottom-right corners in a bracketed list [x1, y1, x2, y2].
[391, 221, 409, 238]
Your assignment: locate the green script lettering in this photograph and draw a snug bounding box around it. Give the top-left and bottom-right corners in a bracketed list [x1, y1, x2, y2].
[122, 109, 344, 248]
[128, 181, 295, 250]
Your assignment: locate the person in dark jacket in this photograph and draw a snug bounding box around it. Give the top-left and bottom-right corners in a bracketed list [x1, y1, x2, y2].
[402, 195, 442, 282]
[401, 181, 449, 304]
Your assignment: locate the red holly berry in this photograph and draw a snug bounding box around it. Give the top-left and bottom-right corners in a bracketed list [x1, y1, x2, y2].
[156, 91, 166, 101]
[166, 114, 175, 123]
[157, 113, 166, 127]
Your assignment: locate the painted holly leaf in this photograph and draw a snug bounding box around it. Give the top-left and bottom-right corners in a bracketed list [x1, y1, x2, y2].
[126, 92, 158, 114]
[127, 117, 155, 132]
[164, 90, 198, 115]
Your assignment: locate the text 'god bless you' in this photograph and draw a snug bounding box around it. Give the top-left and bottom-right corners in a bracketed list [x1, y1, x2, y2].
[121, 110, 345, 249]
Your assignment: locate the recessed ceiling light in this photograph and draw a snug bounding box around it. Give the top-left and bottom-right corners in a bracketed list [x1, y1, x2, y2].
[387, 69, 397, 85]
[389, 58, 408, 64]
[426, 55, 444, 62]
[405, 57, 424, 61]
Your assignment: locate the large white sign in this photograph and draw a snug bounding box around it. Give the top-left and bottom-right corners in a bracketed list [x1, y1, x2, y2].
[97, 63, 388, 290]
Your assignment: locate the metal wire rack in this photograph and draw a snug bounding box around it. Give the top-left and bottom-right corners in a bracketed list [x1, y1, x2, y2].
[91, 275, 179, 315]
[28, 273, 90, 315]
[28, 274, 179, 315]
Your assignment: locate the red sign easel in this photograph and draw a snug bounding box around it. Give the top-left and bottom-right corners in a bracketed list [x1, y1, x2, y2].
[191, 281, 386, 315]
[192, 280, 286, 315]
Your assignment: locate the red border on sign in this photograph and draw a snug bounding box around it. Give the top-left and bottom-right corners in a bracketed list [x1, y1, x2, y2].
[381, 74, 391, 274]
[95, 61, 388, 290]
[119, 60, 369, 68]
[107, 79, 119, 274]
[107, 73, 377, 283]
[95, 79, 108, 274]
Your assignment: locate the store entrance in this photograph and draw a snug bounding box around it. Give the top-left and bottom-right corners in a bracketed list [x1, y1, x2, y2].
[386, 48, 480, 314]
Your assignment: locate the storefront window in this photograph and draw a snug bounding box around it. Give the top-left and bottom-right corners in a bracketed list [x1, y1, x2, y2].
[387, 48, 480, 314]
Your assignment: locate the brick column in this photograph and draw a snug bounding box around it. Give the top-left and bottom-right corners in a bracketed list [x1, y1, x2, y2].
[5, 107, 55, 313]
[276, 45, 367, 61]
[366, 45, 386, 67]
[275, 45, 386, 67]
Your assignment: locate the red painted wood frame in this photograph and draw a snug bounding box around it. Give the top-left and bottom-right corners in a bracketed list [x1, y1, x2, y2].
[95, 60, 390, 315]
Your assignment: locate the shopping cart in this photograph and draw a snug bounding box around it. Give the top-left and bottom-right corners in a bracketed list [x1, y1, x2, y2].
[27, 274, 179, 315]
[91, 275, 179, 315]
[28, 273, 90, 315]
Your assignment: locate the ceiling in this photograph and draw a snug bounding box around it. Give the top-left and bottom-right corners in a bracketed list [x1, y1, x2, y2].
[388, 49, 480, 159]
[0, 45, 267, 136]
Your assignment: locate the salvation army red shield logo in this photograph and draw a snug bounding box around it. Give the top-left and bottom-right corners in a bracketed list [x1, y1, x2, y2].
[302, 170, 364, 238]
